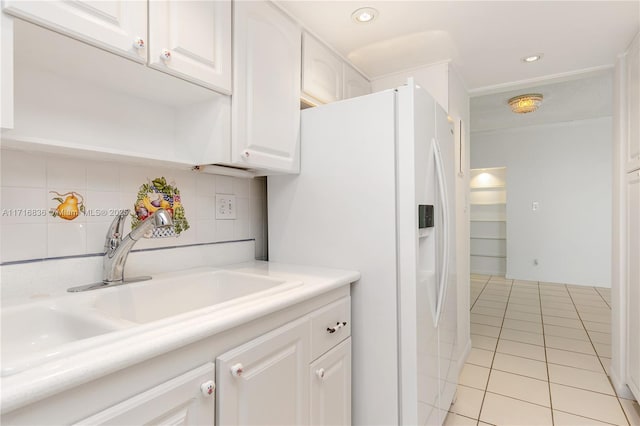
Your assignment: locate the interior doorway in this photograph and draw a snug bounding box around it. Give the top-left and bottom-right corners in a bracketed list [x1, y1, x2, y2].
[470, 167, 507, 276]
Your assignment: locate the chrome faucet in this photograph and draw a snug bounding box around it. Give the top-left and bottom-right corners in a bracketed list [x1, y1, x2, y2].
[68, 209, 173, 292]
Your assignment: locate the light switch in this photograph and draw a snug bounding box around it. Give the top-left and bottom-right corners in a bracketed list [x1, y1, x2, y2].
[216, 194, 237, 219]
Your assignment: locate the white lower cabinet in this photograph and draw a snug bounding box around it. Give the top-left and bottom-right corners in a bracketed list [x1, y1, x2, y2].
[1, 293, 351, 425]
[217, 296, 351, 426]
[310, 338, 351, 426]
[216, 319, 311, 425]
[75, 363, 216, 425]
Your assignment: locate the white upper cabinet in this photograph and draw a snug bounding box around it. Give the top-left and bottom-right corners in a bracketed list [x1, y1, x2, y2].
[343, 65, 371, 100]
[626, 33, 640, 172]
[2, 0, 147, 63]
[148, 0, 231, 94]
[302, 33, 343, 104]
[232, 0, 301, 173]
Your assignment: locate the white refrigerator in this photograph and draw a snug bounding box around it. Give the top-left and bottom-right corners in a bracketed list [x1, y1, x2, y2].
[268, 79, 459, 426]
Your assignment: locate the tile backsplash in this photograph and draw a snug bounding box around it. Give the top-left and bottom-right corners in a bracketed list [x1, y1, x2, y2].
[0, 149, 268, 264]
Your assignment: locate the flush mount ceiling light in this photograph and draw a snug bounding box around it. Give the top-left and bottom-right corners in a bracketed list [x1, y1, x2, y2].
[522, 54, 543, 63]
[352, 7, 378, 23]
[508, 93, 544, 114]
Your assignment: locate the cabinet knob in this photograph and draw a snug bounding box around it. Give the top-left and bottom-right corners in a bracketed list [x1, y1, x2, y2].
[200, 380, 215, 397]
[327, 321, 347, 334]
[241, 150, 250, 160]
[133, 37, 145, 49]
[315, 368, 325, 380]
[161, 49, 172, 61]
[230, 363, 244, 377]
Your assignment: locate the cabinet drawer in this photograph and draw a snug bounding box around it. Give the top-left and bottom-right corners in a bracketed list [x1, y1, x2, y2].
[310, 297, 351, 360]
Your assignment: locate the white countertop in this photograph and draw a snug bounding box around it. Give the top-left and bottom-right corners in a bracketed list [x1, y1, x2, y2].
[0, 261, 360, 414]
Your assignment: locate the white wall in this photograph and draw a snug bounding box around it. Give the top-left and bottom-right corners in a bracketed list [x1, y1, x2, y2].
[471, 117, 612, 286]
[0, 148, 267, 300]
[447, 66, 472, 363]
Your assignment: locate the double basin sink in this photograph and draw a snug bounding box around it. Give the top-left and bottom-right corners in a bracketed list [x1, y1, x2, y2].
[1, 269, 302, 377]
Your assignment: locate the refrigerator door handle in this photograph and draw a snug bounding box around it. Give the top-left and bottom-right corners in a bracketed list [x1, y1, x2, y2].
[432, 137, 450, 327]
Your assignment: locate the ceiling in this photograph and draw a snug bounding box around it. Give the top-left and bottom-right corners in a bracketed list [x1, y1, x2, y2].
[470, 70, 613, 132]
[277, 1, 639, 93]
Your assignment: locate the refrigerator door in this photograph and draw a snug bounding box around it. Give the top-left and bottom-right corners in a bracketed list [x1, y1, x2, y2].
[396, 81, 440, 425]
[434, 104, 459, 424]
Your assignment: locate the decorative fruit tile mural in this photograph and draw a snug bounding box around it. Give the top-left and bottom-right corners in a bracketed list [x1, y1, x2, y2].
[132, 177, 189, 238]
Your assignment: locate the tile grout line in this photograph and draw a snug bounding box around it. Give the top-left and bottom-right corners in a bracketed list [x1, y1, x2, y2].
[464, 275, 490, 426]
[565, 284, 631, 426]
[468, 274, 493, 426]
[470, 275, 492, 311]
[594, 286, 612, 309]
[476, 275, 514, 425]
[539, 280, 555, 425]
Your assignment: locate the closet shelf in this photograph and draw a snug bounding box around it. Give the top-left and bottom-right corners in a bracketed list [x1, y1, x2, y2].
[470, 254, 507, 259]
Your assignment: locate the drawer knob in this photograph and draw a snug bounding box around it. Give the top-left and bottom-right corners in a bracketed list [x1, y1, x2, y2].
[315, 368, 325, 380]
[230, 363, 244, 377]
[200, 380, 215, 397]
[161, 49, 172, 61]
[327, 321, 347, 334]
[133, 37, 145, 49]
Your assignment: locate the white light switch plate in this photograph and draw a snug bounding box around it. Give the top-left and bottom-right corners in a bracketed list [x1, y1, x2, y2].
[216, 194, 237, 219]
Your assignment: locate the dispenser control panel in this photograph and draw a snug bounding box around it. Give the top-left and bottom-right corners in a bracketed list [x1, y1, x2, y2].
[418, 205, 434, 229]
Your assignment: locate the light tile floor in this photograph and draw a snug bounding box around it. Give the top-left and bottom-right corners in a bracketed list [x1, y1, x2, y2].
[445, 275, 640, 426]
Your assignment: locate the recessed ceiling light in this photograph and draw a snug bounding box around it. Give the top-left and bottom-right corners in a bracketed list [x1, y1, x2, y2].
[352, 7, 378, 23]
[522, 54, 543, 63]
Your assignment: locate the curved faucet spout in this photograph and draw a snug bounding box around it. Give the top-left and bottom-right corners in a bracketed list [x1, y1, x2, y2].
[102, 208, 173, 284]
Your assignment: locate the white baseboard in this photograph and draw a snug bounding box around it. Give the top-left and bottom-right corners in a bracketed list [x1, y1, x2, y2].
[610, 368, 635, 400]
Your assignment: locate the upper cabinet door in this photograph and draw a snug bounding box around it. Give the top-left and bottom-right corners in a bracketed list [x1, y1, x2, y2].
[302, 33, 343, 104]
[343, 65, 371, 100]
[3, 0, 147, 63]
[626, 33, 640, 172]
[232, 0, 301, 173]
[148, 0, 231, 94]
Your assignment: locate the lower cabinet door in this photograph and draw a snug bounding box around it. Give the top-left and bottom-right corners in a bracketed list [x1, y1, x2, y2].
[216, 319, 311, 425]
[74, 363, 216, 425]
[310, 338, 351, 426]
